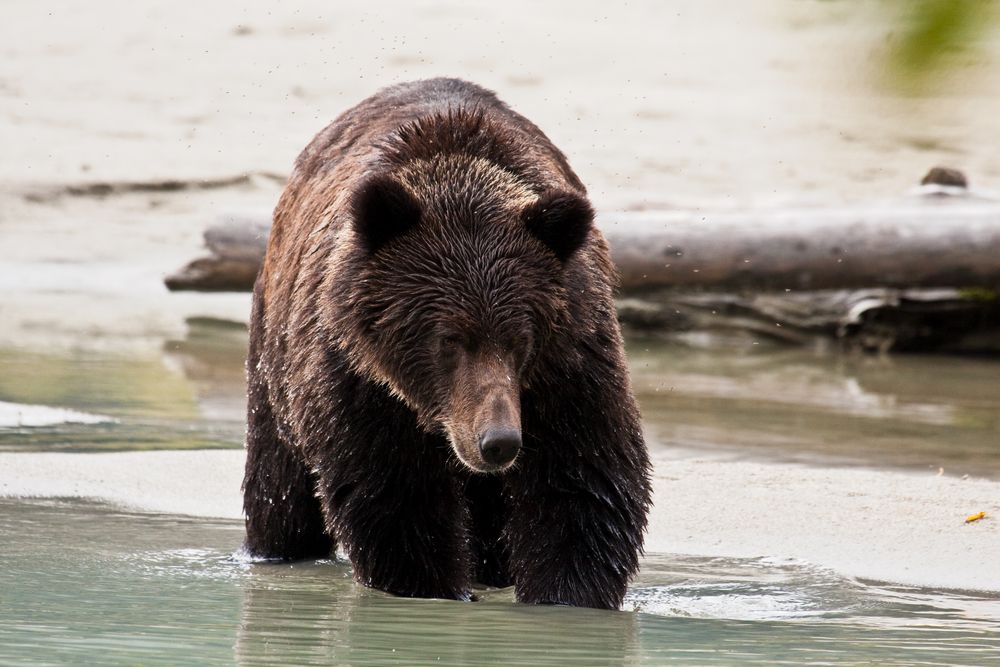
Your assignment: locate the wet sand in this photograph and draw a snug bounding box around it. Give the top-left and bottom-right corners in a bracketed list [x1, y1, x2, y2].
[1, 447, 997, 593]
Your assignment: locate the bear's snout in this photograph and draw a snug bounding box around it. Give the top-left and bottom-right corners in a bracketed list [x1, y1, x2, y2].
[479, 427, 521, 467]
[441, 346, 523, 473]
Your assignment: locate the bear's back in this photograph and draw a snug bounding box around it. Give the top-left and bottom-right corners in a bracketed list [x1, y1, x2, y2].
[292, 79, 502, 181]
[265, 79, 585, 281]
[291, 78, 581, 191]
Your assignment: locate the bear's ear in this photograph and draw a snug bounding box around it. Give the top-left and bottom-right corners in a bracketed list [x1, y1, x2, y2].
[351, 175, 422, 254]
[522, 190, 594, 263]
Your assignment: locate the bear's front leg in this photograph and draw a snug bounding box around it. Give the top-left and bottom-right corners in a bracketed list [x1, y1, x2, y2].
[313, 427, 474, 601]
[505, 383, 651, 610]
[505, 450, 650, 609]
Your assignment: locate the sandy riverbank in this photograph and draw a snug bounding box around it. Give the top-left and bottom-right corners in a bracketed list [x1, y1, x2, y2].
[4, 0, 1000, 210]
[4, 0, 1000, 353]
[2, 447, 996, 593]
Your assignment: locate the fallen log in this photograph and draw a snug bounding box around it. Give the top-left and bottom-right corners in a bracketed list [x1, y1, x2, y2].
[165, 195, 1000, 294]
[607, 201, 1000, 292]
[164, 191, 1000, 352]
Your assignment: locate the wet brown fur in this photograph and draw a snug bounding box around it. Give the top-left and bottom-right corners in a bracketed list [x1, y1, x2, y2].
[243, 78, 651, 609]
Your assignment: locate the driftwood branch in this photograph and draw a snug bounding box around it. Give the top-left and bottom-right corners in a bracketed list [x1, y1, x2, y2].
[165, 214, 270, 291]
[617, 288, 1000, 353]
[166, 197, 1000, 294]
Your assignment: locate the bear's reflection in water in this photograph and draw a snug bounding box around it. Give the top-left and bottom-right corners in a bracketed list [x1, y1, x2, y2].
[233, 560, 640, 667]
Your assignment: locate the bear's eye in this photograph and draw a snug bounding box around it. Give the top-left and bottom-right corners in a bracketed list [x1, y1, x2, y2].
[439, 334, 464, 354]
[513, 333, 535, 372]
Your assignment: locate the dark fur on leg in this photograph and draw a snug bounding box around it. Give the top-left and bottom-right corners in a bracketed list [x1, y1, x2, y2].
[321, 460, 473, 600]
[464, 473, 511, 588]
[300, 350, 475, 600]
[242, 280, 332, 561]
[242, 414, 333, 561]
[504, 362, 651, 610]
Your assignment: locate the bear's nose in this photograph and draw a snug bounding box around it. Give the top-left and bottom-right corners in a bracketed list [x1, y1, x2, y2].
[479, 428, 521, 466]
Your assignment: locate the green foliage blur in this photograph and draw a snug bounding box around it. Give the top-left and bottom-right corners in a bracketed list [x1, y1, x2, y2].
[884, 0, 998, 92]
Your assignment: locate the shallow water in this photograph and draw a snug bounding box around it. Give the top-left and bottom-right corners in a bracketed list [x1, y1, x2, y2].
[629, 337, 1000, 479]
[2, 318, 998, 478]
[0, 321, 248, 453]
[2, 321, 1000, 664]
[2, 498, 999, 667]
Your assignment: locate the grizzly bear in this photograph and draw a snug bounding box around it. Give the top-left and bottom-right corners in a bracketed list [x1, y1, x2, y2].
[242, 78, 651, 610]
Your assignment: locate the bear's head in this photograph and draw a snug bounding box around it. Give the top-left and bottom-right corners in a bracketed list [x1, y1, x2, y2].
[336, 155, 593, 473]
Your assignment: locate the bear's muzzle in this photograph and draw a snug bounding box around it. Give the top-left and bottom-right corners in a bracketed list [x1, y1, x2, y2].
[479, 426, 521, 467]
